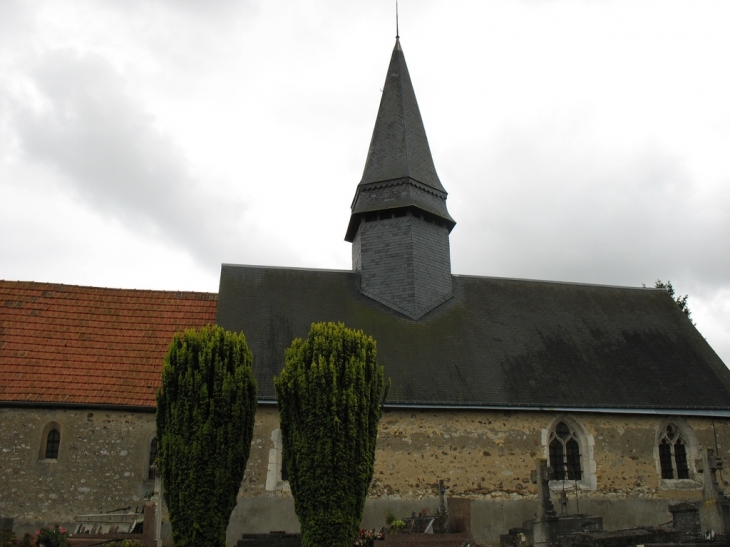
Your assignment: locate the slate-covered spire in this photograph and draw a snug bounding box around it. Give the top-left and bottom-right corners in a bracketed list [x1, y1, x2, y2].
[347, 38, 455, 321]
[345, 38, 455, 242]
[360, 38, 444, 192]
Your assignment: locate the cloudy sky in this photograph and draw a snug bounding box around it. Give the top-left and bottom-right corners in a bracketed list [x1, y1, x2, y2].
[1, 0, 728, 364]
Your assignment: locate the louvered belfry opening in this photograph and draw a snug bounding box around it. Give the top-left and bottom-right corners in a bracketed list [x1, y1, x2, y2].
[346, 38, 456, 321]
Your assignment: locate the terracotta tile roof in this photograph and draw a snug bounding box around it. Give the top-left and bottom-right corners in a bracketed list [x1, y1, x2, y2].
[0, 281, 217, 408]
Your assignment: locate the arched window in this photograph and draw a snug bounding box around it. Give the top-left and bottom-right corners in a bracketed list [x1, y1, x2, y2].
[549, 422, 582, 481]
[658, 424, 690, 479]
[148, 438, 158, 480]
[45, 429, 60, 459]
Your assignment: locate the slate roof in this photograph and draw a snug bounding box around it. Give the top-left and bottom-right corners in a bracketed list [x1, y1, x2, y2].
[216, 264, 730, 412]
[358, 39, 444, 192]
[0, 281, 217, 408]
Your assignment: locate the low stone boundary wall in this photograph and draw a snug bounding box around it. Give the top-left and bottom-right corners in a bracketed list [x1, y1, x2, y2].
[69, 533, 146, 547]
[384, 533, 476, 546]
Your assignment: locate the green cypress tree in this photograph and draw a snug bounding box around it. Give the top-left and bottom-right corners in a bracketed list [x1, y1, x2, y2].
[156, 325, 257, 547]
[274, 322, 387, 547]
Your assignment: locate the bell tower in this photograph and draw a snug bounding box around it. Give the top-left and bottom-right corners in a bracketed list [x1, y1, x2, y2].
[345, 38, 456, 320]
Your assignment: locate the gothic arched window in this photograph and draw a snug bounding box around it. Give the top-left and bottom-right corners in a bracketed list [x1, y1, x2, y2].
[658, 424, 690, 479]
[148, 437, 158, 480]
[45, 429, 60, 459]
[549, 422, 582, 481]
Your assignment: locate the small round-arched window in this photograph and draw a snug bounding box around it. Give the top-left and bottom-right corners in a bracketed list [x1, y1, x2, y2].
[658, 424, 689, 479]
[549, 422, 582, 481]
[45, 429, 61, 459]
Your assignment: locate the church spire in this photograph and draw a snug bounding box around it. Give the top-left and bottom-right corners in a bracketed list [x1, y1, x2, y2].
[345, 38, 455, 242]
[360, 38, 445, 192]
[346, 38, 455, 320]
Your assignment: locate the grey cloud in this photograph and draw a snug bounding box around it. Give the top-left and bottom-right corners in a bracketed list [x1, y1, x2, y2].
[104, 0, 259, 22]
[10, 48, 286, 270]
[0, 0, 31, 39]
[449, 129, 730, 292]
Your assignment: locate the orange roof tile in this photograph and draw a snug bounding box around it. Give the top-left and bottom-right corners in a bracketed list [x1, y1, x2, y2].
[0, 281, 217, 408]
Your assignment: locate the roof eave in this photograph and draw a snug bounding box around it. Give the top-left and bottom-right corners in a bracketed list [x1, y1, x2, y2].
[255, 398, 730, 418]
[0, 400, 156, 413]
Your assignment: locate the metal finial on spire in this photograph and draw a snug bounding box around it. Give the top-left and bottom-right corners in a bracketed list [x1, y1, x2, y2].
[396, 1, 399, 38]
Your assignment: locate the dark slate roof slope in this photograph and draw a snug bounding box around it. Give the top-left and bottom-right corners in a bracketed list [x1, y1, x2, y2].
[216, 264, 730, 411]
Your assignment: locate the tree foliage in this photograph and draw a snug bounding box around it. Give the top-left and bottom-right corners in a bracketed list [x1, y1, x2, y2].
[156, 325, 257, 547]
[652, 279, 694, 324]
[274, 322, 387, 547]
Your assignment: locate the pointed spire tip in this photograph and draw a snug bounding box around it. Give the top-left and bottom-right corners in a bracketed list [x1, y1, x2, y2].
[396, 0, 399, 39]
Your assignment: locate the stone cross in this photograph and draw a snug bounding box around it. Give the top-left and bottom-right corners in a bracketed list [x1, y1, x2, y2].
[558, 491, 569, 516]
[697, 447, 730, 538]
[438, 479, 447, 516]
[152, 464, 163, 547]
[698, 447, 724, 502]
[531, 458, 556, 519]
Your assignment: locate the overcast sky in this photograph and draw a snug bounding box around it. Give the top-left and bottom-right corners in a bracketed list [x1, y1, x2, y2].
[1, 0, 728, 365]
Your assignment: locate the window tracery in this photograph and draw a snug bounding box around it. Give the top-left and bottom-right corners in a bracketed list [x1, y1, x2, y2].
[549, 422, 582, 481]
[658, 424, 690, 479]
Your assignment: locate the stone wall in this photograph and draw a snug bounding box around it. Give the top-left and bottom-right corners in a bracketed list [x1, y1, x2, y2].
[3, 405, 730, 546]
[228, 406, 730, 546]
[241, 407, 730, 503]
[0, 407, 157, 537]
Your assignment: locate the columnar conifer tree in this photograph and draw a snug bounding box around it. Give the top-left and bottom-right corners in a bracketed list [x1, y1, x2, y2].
[156, 325, 257, 547]
[274, 322, 387, 547]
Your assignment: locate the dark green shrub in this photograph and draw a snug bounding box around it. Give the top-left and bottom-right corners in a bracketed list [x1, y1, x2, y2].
[275, 322, 387, 547]
[156, 325, 257, 547]
[105, 540, 145, 547]
[0, 530, 15, 547]
[34, 525, 69, 547]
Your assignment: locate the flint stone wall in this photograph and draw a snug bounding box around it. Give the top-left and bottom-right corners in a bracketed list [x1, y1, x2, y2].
[3, 405, 730, 547]
[230, 406, 730, 546]
[0, 407, 157, 538]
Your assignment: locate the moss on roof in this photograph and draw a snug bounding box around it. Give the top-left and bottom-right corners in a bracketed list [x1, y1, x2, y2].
[216, 265, 730, 410]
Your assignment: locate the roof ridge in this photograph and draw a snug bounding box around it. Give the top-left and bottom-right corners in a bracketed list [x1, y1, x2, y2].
[452, 273, 665, 292]
[0, 279, 217, 297]
[221, 263, 353, 274]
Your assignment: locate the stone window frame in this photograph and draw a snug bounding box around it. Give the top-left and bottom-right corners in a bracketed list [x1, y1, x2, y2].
[542, 415, 596, 491]
[654, 417, 702, 490]
[140, 431, 158, 483]
[39, 421, 62, 462]
[549, 422, 582, 481]
[265, 429, 290, 492]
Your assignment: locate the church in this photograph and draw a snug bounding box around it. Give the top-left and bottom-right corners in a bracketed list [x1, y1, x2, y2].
[2, 38, 730, 547]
